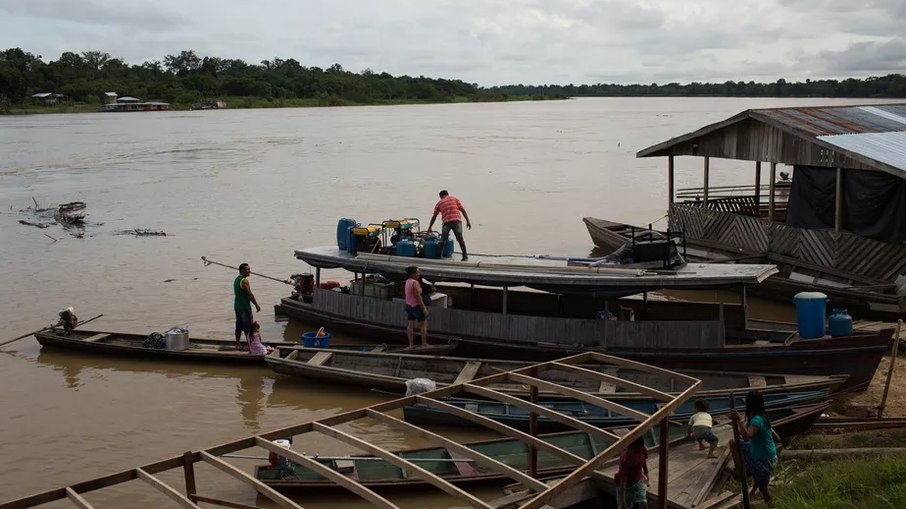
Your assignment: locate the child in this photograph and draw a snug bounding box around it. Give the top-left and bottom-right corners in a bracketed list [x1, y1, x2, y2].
[687, 399, 719, 458]
[615, 436, 649, 509]
[248, 322, 274, 356]
[730, 390, 781, 504]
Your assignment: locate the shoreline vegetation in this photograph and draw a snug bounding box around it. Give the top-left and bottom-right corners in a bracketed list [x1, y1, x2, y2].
[2, 48, 905, 115]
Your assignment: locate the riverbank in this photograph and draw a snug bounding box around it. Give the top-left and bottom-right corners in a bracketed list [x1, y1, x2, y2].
[1, 94, 567, 115]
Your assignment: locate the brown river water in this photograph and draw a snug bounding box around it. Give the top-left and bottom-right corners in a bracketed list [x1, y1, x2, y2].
[0, 97, 890, 506]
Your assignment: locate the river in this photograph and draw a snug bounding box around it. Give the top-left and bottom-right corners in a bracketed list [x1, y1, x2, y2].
[0, 97, 888, 506]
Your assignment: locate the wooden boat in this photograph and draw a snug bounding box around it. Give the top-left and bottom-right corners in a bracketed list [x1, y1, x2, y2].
[402, 390, 830, 432]
[33, 328, 455, 364]
[255, 403, 829, 492]
[265, 346, 847, 398]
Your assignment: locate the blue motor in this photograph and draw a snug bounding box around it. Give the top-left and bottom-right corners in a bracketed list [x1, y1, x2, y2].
[337, 218, 357, 250]
[396, 237, 416, 257]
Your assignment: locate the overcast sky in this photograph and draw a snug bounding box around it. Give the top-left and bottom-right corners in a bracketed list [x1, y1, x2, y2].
[1, 0, 904, 86]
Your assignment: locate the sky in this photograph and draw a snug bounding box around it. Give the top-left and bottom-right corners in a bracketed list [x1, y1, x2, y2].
[1, 0, 904, 87]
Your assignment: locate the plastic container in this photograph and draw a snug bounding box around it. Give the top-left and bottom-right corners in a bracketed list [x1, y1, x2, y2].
[793, 291, 828, 339]
[422, 236, 441, 259]
[443, 238, 454, 258]
[301, 330, 332, 348]
[346, 226, 359, 254]
[337, 218, 357, 250]
[396, 237, 416, 257]
[828, 308, 853, 337]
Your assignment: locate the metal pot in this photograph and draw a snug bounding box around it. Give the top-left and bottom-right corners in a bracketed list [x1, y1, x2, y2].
[164, 327, 189, 350]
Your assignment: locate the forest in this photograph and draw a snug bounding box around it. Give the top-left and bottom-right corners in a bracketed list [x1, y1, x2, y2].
[1, 48, 904, 112]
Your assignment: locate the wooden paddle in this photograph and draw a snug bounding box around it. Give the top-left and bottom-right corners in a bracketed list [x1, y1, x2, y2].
[0, 313, 104, 349]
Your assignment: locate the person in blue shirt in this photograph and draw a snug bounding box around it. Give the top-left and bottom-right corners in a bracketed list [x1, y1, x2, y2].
[729, 390, 781, 504]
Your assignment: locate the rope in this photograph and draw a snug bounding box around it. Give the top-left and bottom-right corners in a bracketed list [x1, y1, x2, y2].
[201, 256, 292, 285]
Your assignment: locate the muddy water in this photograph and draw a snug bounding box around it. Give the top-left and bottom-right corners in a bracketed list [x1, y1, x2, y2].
[0, 98, 886, 506]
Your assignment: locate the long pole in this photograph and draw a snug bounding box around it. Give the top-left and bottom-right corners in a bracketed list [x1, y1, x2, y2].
[729, 392, 750, 509]
[201, 256, 291, 285]
[878, 319, 903, 419]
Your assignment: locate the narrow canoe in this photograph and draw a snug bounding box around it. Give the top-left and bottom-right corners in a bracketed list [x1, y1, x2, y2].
[256, 403, 829, 492]
[33, 328, 455, 365]
[402, 390, 830, 432]
[266, 346, 846, 399]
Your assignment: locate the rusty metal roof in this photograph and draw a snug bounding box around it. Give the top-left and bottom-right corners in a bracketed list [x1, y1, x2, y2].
[752, 105, 906, 137]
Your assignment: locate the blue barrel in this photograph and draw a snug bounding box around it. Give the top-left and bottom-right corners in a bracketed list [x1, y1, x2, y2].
[396, 237, 416, 257]
[443, 238, 454, 258]
[793, 292, 828, 339]
[346, 226, 358, 254]
[828, 308, 853, 337]
[422, 236, 441, 259]
[337, 218, 357, 250]
[301, 331, 332, 348]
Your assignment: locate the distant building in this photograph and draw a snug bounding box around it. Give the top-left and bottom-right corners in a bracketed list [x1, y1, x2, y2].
[102, 92, 118, 104]
[31, 92, 64, 105]
[101, 93, 170, 112]
[191, 99, 227, 110]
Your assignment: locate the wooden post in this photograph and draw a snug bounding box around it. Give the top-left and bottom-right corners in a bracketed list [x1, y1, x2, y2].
[667, 155, 675, 220]
[754, 161, 762, 217]
[529, 366, 539, 478]
[657, 417, 669, 509]
[703, 157, 710, 207]
[741, 286, 748, 330]
[835, 167, 844, 237]
[768, 162, 777, 221]
[182, 451, 197, 501]
[878, 319, 903, 419]
[729, 393, 751, 509]
[315, 267, 321, 287]
[502, 286, 508, 316]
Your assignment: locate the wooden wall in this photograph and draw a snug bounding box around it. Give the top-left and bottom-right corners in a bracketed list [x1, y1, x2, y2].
[312, 288, 725, 349]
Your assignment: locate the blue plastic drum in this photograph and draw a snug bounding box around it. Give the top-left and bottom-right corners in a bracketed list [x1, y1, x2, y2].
[793, 292, 828, 339]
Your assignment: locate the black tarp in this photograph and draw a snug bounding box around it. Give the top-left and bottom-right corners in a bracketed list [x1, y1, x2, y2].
[786, 165, 906, 242]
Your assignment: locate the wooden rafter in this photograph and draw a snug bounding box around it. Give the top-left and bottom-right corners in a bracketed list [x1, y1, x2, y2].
[135, 468, 200, 509]
[63, 489, 93, 509]
[548, 362, 674, 400]
[506, 373, 651, 422]
[200, 452, 303, 509]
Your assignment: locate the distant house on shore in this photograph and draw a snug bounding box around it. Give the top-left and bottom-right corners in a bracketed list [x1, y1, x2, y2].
[190, 99, 227, 110]
[31, 92, 64, 105]
[101, 92, 170, 112]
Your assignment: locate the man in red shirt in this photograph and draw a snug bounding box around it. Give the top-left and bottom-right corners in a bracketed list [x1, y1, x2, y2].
[427, 190, 472, 261]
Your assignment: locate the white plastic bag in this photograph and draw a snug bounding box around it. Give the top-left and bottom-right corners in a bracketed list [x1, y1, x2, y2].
[405, 378, 437, 396]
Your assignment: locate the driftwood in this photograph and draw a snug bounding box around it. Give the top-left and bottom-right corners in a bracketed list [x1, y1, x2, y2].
[114, 228, 167, 236]
[782, 448, 906, 460]
[19, 219, 52, 228]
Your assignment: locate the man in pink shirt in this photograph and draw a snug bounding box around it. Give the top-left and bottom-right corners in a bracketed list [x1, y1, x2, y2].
[427, 189, 472, 261]
[404, 266, 429, 347]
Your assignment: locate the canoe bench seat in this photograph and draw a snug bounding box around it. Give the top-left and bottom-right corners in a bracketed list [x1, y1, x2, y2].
[82, 333, 111, 343]
[307, 351, 333, 366]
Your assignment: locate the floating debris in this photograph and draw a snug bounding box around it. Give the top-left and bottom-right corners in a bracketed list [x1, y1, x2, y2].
[113, 228, 167, 236]
[54, 201, 87, 225]
[18, 219, 52, 229]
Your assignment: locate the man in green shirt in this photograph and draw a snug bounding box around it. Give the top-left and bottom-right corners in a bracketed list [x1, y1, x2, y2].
[234, 263, 261, 351]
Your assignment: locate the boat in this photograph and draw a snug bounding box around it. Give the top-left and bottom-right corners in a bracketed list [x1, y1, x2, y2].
[265, 346, 847, 397]
[402, 390, 830, 432]
[255, 403, 829, 492]
[597, 104, 906, 320]
[33, 328, 455, 364]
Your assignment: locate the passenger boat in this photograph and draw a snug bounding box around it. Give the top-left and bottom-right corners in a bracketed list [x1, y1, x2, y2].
[255, 403, 829, 492]
[33, 328, 454, 364]
[265, 346, 846, 398]
[402, 390, 830, 432]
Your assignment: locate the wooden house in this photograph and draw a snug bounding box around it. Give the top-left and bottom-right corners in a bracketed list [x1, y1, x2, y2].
[635, 103, 906, 318]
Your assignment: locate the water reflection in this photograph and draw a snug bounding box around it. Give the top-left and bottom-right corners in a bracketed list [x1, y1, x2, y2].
[237, 371, 268, 431]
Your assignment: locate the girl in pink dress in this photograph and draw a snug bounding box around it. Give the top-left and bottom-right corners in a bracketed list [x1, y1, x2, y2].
[248, 322, 274, 356]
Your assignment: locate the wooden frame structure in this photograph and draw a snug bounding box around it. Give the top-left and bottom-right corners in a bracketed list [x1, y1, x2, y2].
[0, 352, 700, 509]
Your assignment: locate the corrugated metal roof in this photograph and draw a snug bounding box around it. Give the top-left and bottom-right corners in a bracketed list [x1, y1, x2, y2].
[754, 104, 906, 136]
[817, 131, 906, 175]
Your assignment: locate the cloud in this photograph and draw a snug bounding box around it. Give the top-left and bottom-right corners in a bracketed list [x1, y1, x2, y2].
[814, 38, 906, 73]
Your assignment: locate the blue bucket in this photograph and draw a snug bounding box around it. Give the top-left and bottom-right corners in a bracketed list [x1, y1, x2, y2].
[793, 292, 828, 339]
[301, 331, 332, 348]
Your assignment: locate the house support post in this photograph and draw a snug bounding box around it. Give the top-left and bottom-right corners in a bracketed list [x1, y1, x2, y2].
[658, 416, 669, 509]
[768, 162, 777, 220]
[835, 167, 843, 237]
[502, 286, 508, 316]
[703, 156, 710, 208]
[667, 155, 675, 220]
[754, 161, 762, 217]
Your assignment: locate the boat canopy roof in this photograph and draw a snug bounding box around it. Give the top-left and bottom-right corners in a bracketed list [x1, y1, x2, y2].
[295, 246, 778, 297]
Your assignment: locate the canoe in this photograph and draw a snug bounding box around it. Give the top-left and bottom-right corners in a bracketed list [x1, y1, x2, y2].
[402, 390, 830, 432]
[266, 346, 846, 399]
[255, 403, 829, 492]
[33, 328, 455, 364]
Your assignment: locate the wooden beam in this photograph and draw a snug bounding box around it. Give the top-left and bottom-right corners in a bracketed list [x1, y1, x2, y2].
[136, 468, 201, 509]
[461, 384, 620, 441]
[769, 162, 777, 220]
[254, 436, 399, 509]
[415, 396, 586, 465]
[64, 488, 95, 509]
[364, 409, 548, 492]
[516, 381, 702, 509]
[557, 351, 700, 386]
[657, 417, 668, 509]
[668, 155, 675, 219]
[502, 286, 508, 316]
[549, 362, 674, 401]
[199, 451, 304, 509]
[754, 161, 762, 217]
[182, 451, 197, 502]
[506, 373, 650, 422]
[311, 422, 493, 509]
[191, 495, 262, 509]
[835, 167, 843, 237]
[703, 156, 710, 207]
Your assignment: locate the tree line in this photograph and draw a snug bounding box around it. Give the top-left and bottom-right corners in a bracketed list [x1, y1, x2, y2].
[2, 47, 905, 110]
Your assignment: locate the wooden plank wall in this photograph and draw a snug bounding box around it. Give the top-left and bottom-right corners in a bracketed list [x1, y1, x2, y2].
[312, 289, 725, 348]
[670, 204, 906, 282]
